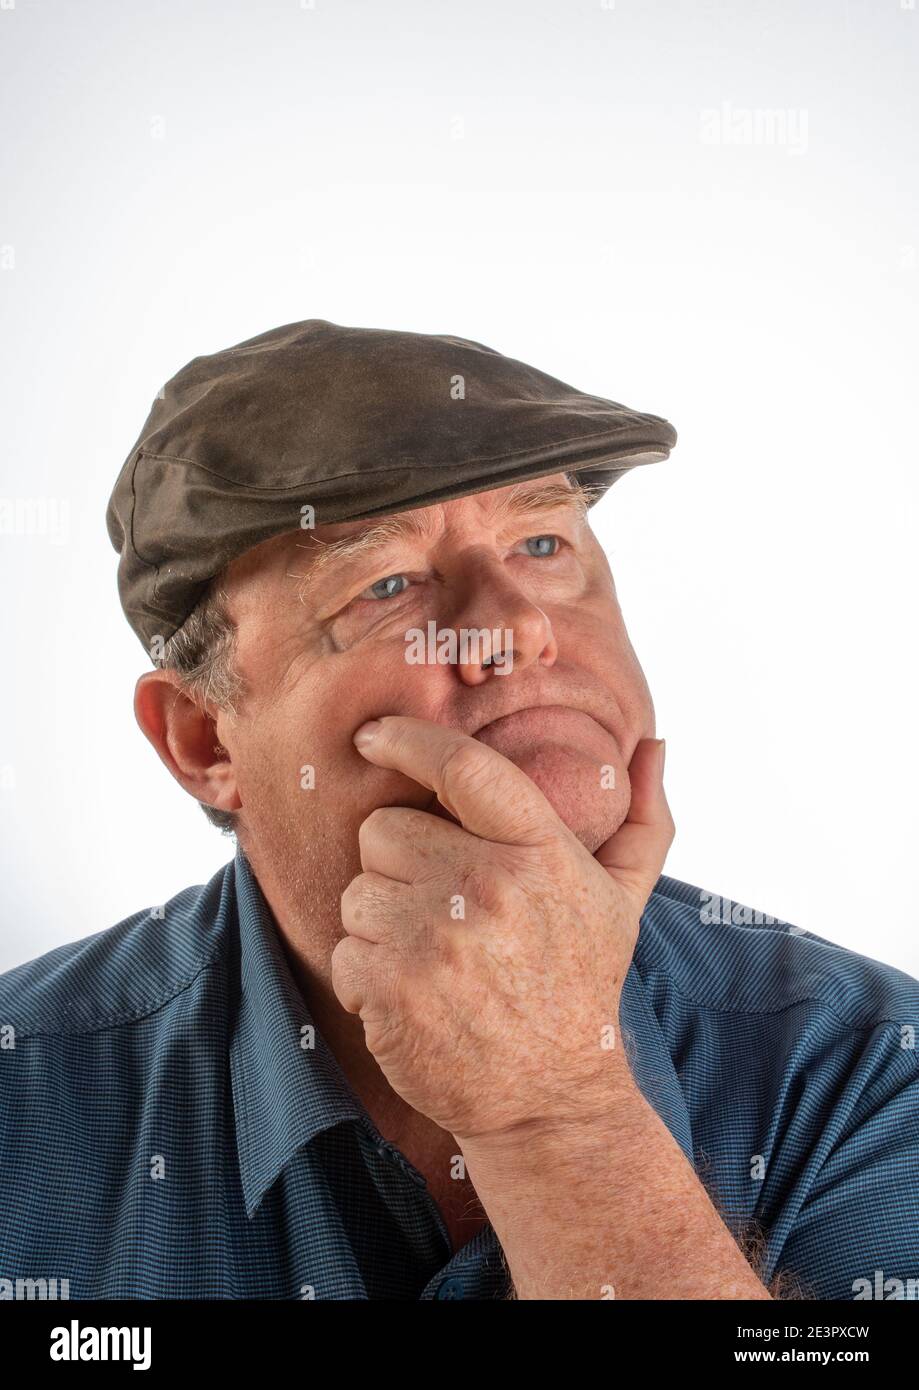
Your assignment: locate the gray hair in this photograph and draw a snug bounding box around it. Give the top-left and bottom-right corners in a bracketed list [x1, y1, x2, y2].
[158, 576, 242, 834]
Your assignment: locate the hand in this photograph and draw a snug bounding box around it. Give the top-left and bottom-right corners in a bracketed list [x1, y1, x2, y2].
[331, 717, 673, 1145]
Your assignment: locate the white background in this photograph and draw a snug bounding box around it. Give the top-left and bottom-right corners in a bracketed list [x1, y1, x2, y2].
[1, 0, 916, 975]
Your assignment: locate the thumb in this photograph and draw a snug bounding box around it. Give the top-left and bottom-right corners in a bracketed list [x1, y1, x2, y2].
[594, 738, 674, 911]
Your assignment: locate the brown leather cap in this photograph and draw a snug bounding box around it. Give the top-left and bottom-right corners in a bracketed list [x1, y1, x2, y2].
[106, 318, 677, 651]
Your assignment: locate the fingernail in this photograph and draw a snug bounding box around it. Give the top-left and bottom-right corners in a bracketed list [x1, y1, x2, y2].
[353, 720, 382, 749]
[658, 739, 666, 775]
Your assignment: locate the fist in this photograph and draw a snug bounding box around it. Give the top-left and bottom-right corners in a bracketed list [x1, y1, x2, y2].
[331, 717, 673, 1144]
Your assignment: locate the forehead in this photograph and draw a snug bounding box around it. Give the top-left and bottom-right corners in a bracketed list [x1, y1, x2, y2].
[223, 472, 586, 590]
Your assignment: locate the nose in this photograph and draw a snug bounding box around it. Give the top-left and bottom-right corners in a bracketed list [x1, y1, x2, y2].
[444, 550, 559, 686]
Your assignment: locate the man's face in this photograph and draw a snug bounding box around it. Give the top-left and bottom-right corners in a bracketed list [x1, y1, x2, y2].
[215, 473, 655, 906]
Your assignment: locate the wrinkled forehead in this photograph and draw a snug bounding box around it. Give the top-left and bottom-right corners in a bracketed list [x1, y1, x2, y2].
[222, 472, 591, 594]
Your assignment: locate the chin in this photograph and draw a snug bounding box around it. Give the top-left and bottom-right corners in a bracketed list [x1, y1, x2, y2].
[501, 742, 630, 852]
[519, 756, 628, 850]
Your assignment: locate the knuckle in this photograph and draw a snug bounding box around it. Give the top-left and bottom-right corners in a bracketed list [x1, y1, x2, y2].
[459, 861, 516, 916]
[330, 935, 358, 986]
[439, 739, 495, 801]
[361, 804, 429, 847]
[398, 807, 435, 840]
[360, 806, 396, 840]
[341, 872, 393, 929]
[340, 873, 369, 913]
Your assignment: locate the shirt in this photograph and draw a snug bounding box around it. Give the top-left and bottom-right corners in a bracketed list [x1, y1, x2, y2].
[0, 848, 917, 1301]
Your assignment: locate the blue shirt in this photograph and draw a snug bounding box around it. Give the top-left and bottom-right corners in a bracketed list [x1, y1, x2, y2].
[1, 849, 917, 1300]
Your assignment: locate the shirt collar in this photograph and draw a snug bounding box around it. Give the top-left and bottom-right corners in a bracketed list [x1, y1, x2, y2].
[228, 848, 366, 1219]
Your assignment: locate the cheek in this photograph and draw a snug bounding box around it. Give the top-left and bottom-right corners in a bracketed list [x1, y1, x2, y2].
[615, 630, 655, 730]
[559, 600, 652, 716]
[234, 650, 450, 817]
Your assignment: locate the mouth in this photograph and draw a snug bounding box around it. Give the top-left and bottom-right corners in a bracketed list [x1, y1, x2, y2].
[471, 703, 617, 744]
[424, 704, 619, 826]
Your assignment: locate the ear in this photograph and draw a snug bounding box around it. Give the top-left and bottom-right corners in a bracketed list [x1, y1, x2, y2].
[134, 670, 242, 815]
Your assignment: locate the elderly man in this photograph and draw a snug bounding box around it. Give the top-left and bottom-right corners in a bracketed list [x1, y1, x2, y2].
[1, 320, 916, 1302]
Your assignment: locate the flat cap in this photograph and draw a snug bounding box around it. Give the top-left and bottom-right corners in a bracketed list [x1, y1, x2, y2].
[106, 318, 677, 652]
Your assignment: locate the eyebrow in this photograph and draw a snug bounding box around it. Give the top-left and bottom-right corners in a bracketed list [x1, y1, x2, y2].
[291, 479, 590, 596]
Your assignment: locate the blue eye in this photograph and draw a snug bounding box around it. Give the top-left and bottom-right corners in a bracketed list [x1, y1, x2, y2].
[359, 539, 558, 602]
[363, 574, 409, 601]
[524, 535, 559, 556]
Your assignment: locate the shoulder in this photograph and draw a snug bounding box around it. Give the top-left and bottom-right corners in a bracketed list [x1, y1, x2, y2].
[637, 875, 919, 1299]
[637, 872, 919, 1030]
[0, 857, 237, 1040]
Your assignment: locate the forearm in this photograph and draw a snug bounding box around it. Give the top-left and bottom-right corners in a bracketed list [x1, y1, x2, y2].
[460, 1067, 773, 1301]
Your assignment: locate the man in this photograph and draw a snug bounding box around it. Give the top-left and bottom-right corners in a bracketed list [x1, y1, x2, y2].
[1, 319, 916, 1301]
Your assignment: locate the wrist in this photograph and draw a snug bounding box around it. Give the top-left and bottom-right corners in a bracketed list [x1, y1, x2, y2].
[456, 1060, 643, 1173]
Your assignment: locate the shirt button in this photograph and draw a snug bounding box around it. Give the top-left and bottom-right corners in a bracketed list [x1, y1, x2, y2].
[375, 1139, 427, 1187]
[435, 1276, 465, 1300]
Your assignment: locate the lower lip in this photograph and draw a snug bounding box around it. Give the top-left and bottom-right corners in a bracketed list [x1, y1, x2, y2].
[474, 705, 607, 742]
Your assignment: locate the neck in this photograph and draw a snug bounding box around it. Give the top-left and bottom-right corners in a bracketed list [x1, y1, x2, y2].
[240, 832, 441, 1149]
[237, 830, 491, 1253]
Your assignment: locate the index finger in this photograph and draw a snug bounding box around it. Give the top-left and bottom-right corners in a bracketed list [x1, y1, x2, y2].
[352, 715, 561, 846]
